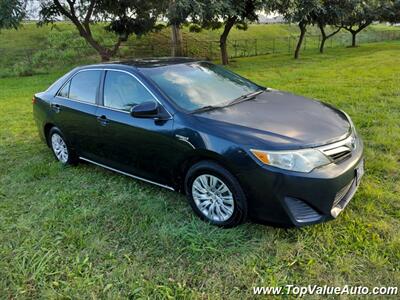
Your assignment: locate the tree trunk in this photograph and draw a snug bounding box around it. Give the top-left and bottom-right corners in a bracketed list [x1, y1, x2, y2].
[295, 22, 307, 59]
[351, 31, 357, 47]
[343, 22, 371, 48]
[319, 25, 341, 53]
[320, 37, 327, 53]
[318, 24, 327, 53]
[99, 51, 111, 62]
[171, 24, 183, 57]
[219, 16, 237, 65]
[52, 0, 121, 62]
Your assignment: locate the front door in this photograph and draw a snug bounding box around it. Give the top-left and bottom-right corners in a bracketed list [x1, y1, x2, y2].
[95, 70, 175, 185]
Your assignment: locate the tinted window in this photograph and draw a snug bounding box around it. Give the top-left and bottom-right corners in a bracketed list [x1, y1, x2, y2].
[69, 70, 101, 104]
[141, 62, 263, 111]
[103, 71, 155, 111]
[58, 81, 70, 98]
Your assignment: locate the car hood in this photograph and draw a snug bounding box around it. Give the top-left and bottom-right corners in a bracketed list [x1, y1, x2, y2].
[193, 89, 351, 149]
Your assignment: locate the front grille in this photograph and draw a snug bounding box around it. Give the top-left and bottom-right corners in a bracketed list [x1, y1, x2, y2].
[328, 149, 352, 162]
[318, 134, 357, 163]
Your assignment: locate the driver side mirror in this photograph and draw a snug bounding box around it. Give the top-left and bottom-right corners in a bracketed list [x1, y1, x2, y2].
[130, 101, 159, 118]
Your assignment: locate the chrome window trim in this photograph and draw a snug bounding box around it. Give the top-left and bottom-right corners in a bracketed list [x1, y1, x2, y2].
[79, 156, 175, 191]
[56, 96, 99, 107]
[55, 68, 173, 119]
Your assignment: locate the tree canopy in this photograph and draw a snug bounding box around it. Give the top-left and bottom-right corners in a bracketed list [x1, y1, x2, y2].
[39, 0, 167, 61]
[188, 0, 266, 64]
[271, 0, 322, 58]
[312, 0, 345, 53]
[0, 0, 25, 30]
[340, 0, 384, 47]
[381, 0, 400, 23]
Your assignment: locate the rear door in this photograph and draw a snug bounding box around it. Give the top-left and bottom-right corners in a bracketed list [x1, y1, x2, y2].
[51, 69, 102, 159]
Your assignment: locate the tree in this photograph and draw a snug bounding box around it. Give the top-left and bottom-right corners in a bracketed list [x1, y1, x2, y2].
[340, 0, 382, 47]
[167, 0, 202, 57]
[313, 0, 343, 53]
[271, 0, 322, 59]
[381, 0, 400, 23]
[39, 0, 167, 61]
[0, 0, 25, 30]
[169, 0, 183, 57]
[191, 0, 264, 65]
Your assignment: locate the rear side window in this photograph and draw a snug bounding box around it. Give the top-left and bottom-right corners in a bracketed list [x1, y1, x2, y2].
[103, 71, 155, 111]
[66, 70, 101, 104]
[58, 81, 70, 98]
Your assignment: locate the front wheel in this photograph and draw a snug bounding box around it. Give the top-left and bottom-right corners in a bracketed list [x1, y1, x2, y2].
[185, 161, 247, 228]
[48, 127, 77, 165]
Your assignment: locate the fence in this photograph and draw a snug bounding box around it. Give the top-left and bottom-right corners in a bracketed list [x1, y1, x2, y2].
[184, 29, 400, 60]
[1, 29, 399, 76]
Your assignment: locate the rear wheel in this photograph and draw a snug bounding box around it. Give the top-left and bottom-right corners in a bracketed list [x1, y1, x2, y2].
[185, 161, 247, 227]
[48, 127, 77, 165]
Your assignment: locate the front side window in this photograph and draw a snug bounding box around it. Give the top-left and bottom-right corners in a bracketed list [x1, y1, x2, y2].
[103, 71, 155, 111]
[68, 70, 101, 104]
[141, 62, 263, 111]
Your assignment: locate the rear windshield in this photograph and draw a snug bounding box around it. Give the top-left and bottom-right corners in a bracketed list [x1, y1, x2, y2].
[141, 62, 263, 111]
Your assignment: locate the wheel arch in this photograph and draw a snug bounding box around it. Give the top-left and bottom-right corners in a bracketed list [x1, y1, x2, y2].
[44, 123, 56, 147]
[173, 150, 240, 193]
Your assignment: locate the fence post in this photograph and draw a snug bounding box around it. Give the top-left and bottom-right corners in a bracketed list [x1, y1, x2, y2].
[234, 40, 237, 57]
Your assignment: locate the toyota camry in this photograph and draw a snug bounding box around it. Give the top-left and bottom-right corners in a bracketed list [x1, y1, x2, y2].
[33, 58, 364, 227]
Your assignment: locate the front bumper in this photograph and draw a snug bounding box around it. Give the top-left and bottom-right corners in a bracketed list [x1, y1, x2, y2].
[236, 138, 364, 227]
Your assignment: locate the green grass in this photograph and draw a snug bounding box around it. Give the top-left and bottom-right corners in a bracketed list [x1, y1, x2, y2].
[0, 41, 399, 299]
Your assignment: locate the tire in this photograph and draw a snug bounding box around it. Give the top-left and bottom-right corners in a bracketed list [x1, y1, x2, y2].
[185, 160, 247, 228]
[47, 127, 77, 165]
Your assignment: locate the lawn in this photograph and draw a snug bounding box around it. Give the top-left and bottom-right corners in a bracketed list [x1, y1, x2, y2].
[0, 41, 399, 298]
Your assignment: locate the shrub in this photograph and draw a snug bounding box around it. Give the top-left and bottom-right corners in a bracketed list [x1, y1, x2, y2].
[12, 60, 35, 77]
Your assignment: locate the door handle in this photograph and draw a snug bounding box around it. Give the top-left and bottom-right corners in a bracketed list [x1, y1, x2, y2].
[51, 103, 61, 113]
[97, 115, 109, 126]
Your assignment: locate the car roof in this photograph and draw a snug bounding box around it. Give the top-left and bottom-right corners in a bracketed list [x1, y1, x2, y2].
[80, 57, 201, 70]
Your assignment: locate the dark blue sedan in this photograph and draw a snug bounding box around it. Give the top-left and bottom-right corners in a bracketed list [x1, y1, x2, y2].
[33, 58, 364, 227]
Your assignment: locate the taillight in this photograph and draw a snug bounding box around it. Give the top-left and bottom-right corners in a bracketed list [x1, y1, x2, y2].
[32, 96, 36, 104]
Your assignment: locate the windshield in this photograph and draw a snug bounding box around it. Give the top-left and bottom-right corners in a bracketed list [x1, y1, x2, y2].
[141, 62, 264, 112]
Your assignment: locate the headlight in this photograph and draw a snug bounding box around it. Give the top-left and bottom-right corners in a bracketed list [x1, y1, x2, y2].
[250, 148, 331, 173]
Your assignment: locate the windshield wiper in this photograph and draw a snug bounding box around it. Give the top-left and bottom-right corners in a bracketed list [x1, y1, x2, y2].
[190, 105, 222, 114]
[228, 89, 265, 106]
[190, 89, 265, 114]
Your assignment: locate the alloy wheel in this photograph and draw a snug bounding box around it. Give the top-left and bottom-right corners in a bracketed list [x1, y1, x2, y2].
[191, 174, 234, 222]
[51, 133, 69, 163]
